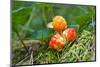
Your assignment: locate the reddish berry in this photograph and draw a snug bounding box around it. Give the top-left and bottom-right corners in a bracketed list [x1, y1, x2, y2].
[63, 28, 76, 41]
[49, 33, 65, 51]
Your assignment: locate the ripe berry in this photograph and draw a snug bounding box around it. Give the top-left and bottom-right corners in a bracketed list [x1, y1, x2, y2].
[49, 33, 65, 51]
[52, 16, 67, 32]
[63, 28, 76, 41]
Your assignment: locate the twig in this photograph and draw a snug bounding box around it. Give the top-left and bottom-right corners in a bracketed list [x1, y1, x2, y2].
[33, 53, 43, 62]
[16, 54, 30, 65]
[29, 50, 34, 64]
[15, 30, 29, 54]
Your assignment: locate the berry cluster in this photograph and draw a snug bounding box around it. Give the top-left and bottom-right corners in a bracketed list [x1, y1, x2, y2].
[49, 16, 76, 51]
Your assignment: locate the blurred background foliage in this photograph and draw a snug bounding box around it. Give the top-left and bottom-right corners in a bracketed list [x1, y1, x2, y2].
[11, 1, 96, 65]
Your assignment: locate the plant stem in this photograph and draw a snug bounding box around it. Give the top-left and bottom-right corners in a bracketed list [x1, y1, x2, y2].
[15, 30, 29, 54]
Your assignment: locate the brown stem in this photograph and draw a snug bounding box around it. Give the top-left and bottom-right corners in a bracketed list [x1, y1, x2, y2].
[15, 30, 29, 54]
